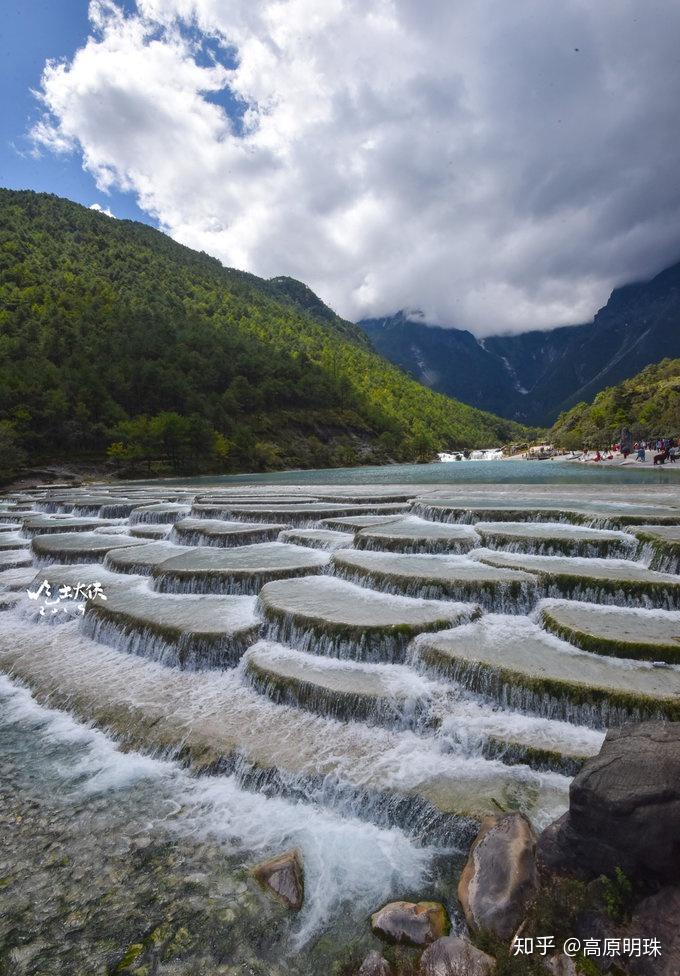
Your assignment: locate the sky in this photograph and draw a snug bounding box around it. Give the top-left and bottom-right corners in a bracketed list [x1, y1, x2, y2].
[2, 0, 680, 336]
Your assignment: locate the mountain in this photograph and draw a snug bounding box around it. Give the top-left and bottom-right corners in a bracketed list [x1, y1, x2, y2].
[0, 189, 530, 479]
[550, 358, 680, 449]
[360, 261, 680, 426]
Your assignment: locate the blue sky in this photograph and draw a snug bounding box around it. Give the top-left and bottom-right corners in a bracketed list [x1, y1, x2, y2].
[3, 1, 680, 334]
[0, 0, 151, 222]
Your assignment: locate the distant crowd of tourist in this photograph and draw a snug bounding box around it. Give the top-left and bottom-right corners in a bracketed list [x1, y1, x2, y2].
[585, 437, 680, 464]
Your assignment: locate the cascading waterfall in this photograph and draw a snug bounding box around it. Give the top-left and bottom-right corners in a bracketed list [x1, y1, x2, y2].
[2, 478, 680, 969]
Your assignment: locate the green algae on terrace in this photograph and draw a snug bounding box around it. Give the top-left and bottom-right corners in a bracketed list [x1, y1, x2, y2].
[0, 619, 568, 832]
[355, 515, 480, 554]
[243, 640, 602, 773]
[318, 514, 406, 532]
[129, 502, 191, 524]
[258, 574, 479, 660]
[277, 528, 355, 550]
[474, 549, 680, 607]
[411, 498, 680, 528]
[21, 516, 120, 537]
[539, 599, 680, 664]
[416, 616, 680, 724]
[82, 587, 260, 669]
[200, 502, 411, 526]
[331, 549, 537, 610]
[31, 532, 149, 564]
[152, 542, 330, 594]
[633, 524, 680, 574]
[104, 541, 191, 575]
[0, 549, 33, 571]
[173, 517, 286, 546]
[473, 521, 636, 558]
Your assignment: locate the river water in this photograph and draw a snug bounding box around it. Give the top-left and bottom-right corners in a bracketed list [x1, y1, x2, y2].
[1, 472, 679, 974]
[157, 458, 680, 487]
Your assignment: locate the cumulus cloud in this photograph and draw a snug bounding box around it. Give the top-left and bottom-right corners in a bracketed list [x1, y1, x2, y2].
[30, 0, 680, 335]
[89, 202, 116, 217]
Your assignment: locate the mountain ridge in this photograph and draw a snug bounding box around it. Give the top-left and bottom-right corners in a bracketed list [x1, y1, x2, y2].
[360, 260, 680, 426]
[0, 189, 529, 478]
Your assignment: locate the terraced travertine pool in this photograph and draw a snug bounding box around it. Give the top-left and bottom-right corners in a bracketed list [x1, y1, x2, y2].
[1, 479, 680, 974]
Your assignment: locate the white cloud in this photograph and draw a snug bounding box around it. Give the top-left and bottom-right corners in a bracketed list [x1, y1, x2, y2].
[89, 202, 116, 217]
[30, 0, 680, 335]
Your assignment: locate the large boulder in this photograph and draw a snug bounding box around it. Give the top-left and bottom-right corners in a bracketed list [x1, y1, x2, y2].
[621, 886, 680, 976]
[538, 722, 680, 888]
[250, 848, 304, 910]
[458, 812, 538, 940]
[370, 901, 450, 947]
[357, 950, 394, 976]
[419, 935, 495, 976]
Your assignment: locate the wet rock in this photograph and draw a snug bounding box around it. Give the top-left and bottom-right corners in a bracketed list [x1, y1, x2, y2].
[538, 722, 680, 888]
[419, 935, 496, 975]
[621, 886, 680, 976]
[357, 949, 394, 976]
[546, 955, 577, 976]
[370, 900, 450, 947]
[250, 849, 304, 910]
[458, 812, 538, 940]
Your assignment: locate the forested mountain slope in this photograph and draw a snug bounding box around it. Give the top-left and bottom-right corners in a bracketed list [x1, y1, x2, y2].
[0, 190, 527, 476]
[550, 358, 680, 448]
[360, 261, 680, 426]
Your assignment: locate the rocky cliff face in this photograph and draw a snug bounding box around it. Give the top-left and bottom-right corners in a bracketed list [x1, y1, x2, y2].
[360, 261, 680, 425]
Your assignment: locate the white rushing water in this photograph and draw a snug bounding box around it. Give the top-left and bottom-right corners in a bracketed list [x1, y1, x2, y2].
[3, 478, 680, 966]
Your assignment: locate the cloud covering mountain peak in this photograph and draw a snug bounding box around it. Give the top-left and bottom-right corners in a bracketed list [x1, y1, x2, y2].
[31, 0, 680, 335]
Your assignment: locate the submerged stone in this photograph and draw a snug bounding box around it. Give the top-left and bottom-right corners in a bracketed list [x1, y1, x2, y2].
[634, 524, 680, 574]
[104, 542, 191, 576]
[318, 514, 406, 532]
[250, 849, 304, 910]
[419, 936, 496, 976]
[199, 502, 410, 526]
[357, 950, 393, 976]
[356, 516, 480, 554]
[128, 523, 173, 539]
[539, 600, 680, 663]
[332, 549, 537, 611]
[370, 900, 450, 947]
[21, 516, 119, 537]
[31, 532, 148, 565]
[258, 575, 479, 662]
[173, 517, 285, 546]
[474, 521, 636, 558]
[244, 640, 430, 725]
[0, 549, 33, 571]
[82, 587, 260, 669]
[152, 542, 329, 594]
[475, 549, 680, 608]
[0, 621, 568, 837]
[416, 616, 680, 725]
[129, 503, 191, 524]
[277, 528, 354, 550]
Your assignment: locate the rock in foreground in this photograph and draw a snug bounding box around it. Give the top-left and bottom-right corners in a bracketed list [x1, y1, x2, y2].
[357, 950, 394, 976]
[419, 935, 496, 976]
[538, 722, 680, 888]
[623, 885, 680, 976]
[458, 812, 538, 940]
[250, 849, 304, 910]
[370, 901, 450, 947]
